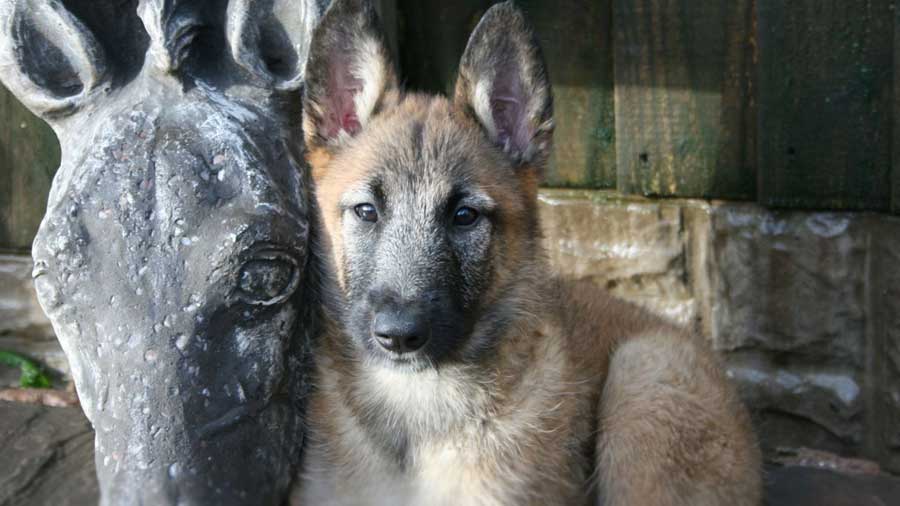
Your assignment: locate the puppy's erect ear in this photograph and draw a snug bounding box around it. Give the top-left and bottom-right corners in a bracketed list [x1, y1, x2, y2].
[302, 0, 397, 150]
[454, 1, 553, 168]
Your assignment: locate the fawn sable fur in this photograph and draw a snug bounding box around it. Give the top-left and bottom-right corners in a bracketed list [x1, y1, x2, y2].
[293, 1, 762, 504]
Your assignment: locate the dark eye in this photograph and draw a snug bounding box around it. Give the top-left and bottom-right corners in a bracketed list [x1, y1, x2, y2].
[237, 252, 300, 306]
[453, 206, 480, 227]
[354, 203, 378, 223]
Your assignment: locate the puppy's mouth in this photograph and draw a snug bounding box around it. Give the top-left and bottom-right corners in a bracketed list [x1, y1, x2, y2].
[365, 340, 433, 371]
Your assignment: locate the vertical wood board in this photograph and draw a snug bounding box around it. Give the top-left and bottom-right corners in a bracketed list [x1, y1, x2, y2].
[397, 0, 617, 188]
[757, 0, 894, 211]
[614, 0, 758, 200]
[0, 85, 60, 252]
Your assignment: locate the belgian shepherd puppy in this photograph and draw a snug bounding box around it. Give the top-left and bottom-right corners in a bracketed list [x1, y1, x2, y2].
[294, 1, 762, 504]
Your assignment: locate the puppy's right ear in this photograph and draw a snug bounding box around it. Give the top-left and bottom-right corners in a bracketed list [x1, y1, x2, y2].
[302, 0, 397, 151]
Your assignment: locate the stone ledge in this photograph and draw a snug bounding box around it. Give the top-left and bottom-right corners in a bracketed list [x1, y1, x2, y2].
[2, 400, 897, 505]
[0, 255, 53, 341]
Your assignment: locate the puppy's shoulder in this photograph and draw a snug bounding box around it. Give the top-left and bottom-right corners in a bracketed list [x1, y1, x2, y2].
[546, 277, 679, 377]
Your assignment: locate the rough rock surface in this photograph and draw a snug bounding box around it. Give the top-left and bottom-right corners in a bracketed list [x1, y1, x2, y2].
[0, 401, 98, 506]
[4, 400, 900, 506]
[538, 190, 900, 473]
[0, 255, 67, 382]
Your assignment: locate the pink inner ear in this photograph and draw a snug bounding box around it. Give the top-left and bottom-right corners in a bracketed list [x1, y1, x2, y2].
[323, 50, 364, 139]
[490, 68, 531, 155]
[491, 95, 526, 153]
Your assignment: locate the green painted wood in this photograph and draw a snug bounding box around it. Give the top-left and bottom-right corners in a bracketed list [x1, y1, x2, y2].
[893, 2, 900, 215]
[0, 85, 60, 252]
[396, 0, 616, 188]
[521, 0, 616, 188]
[757, 0, 894, 211]
[613, 0, 757, 200]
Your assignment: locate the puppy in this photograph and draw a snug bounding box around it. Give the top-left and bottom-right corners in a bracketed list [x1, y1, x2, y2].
[294, 1, 762, 505]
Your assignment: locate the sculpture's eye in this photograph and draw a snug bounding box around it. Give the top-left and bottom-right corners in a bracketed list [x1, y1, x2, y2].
[237, 251, 301, 306]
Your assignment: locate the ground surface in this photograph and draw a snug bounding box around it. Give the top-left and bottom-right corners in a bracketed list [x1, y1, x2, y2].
[1, 399, 899, 506]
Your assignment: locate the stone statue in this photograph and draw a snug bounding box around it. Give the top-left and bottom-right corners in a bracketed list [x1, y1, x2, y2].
[0, 0, 324, 504]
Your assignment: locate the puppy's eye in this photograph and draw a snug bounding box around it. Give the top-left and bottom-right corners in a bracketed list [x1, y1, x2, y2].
[453, 207, 480, 227]
[354, 203, 378, 223]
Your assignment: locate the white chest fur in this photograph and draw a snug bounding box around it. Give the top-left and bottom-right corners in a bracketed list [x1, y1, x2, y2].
[293, 342, 569, 506]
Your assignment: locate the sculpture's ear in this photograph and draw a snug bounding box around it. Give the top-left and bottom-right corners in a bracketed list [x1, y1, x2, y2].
[227, 0, 324, 91]
[0, 0, 108, 121]
[453, 1, 553, 168]
[301, 0, 397, 150]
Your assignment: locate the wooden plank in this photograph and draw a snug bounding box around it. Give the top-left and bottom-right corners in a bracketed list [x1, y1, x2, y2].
[893, 1, 900, 215]
[520, 0, 616, 188]
[757, 0, 894, 211]
[0, 85, 60, 252]
[396, 0, 617, 188]
[613, 0, 757, 200]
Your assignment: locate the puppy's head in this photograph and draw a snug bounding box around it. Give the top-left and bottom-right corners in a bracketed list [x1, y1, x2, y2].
[304, 0, 553, 370]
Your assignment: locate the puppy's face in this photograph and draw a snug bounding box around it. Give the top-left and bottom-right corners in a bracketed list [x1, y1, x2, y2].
[303, 0, 552, 370]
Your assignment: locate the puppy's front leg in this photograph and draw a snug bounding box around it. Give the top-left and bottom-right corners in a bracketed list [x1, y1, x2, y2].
[595, 332, 762, 506]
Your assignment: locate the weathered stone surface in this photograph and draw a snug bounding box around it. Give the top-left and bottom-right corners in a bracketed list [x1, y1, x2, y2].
[875, 217, 900, 472]
[0, 255, 53, 339]
[704, 206, 868, 454]
[707, 208, 867, 363]
[0, 255, 68, 386]
[538, 189, 900, 472]
[0, 1, 326, 504]
[0, 401, 98, 506]
[539, 190, 696, 326]
[765, 465, 900, 506]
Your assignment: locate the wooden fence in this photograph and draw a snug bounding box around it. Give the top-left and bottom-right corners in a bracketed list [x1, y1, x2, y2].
[398, 0, 898, 209]
[1, 0, 897, 250]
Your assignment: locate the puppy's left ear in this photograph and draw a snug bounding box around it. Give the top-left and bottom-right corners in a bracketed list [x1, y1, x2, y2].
[453, 1, 553, 168]
[302, 0, 397, 151]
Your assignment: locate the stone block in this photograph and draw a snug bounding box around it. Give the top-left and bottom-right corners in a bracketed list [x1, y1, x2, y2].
[706, 207, 868, 364]
[0, 255, 67, 382]
[702, 205, 870, 454]
[0, 254, 53, 340]
[538, 190, 697, 327]
[872, 217, 900, 471]
[538, 190, 900, 470]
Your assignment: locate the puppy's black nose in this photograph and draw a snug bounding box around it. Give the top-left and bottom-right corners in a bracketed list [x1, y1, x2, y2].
[372, 311, 429, 354]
